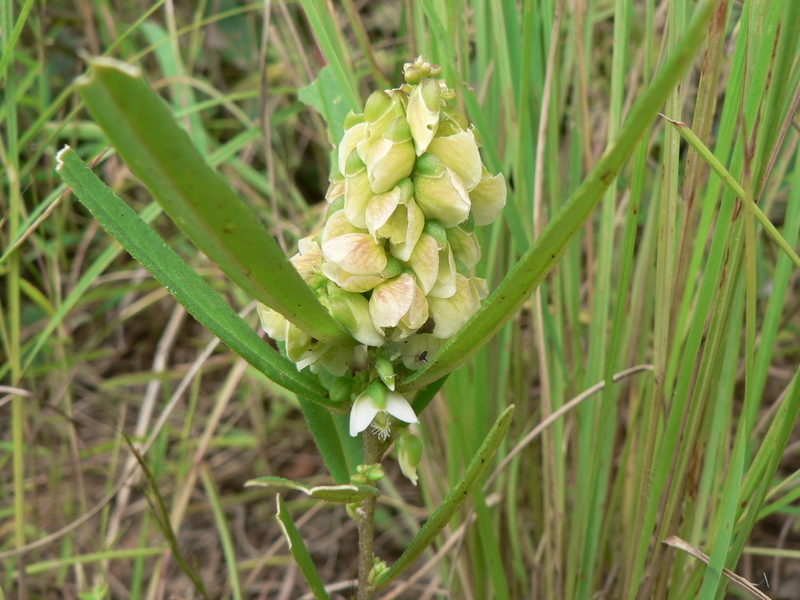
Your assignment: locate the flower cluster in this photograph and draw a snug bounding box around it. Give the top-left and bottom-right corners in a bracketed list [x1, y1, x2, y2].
[258, 57, 506, 451]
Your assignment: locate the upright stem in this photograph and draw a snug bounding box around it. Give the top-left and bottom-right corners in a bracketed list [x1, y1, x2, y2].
[357, 431, 380, 600]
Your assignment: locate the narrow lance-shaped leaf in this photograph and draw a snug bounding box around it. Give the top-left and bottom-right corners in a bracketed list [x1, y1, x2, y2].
[374, 405, 515, 588]
[398, 0, 721, 393]
[75, 57, 351, 346]
[275, 495, 333, 600]
[56, 147, 331, 406]
[244, 476, 380, 504]
[662, 115, 800, 270]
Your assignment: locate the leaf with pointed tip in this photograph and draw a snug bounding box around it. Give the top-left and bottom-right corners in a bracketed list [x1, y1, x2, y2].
[275, 495, 332, 600]
[374, 405, 515, 588]
[56, 147, 330, 406]
[245, 476, 379, 503]
[75, 56, 350, 346]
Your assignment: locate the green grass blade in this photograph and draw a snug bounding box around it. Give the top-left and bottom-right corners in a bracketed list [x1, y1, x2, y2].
[55, 146, 330, 406]
[275, 495, 333, 600]
[200, 465, 243, 600]
[374, 405, 515, 589]
[75, 56, 351, 345]
[298, 0, 361, 112]
[663, 116, 800, 270]
[398, 0, 720, 393]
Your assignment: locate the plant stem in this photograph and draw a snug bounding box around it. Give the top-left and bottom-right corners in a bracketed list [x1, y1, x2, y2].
[357, 431, 380, 600]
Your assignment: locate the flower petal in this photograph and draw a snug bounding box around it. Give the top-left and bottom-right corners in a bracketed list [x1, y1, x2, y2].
[350, 391, 380, 436]
[338, 121, 367, 175]
[406, 78, 441, 155]
[428, 274, 480, 338]
[408, 233, 439, 294]
[414, 155, 471, 228]
[429, 243, 457, 299]
[385, 391, 419, 424]
[469, 167, 507, 226]
[323, 233, 387, 275]
[387, 199, 425, 261]
[427, 129, 482, 191]
[257, 303, 287, 341]
[370, 273, 416, 330]
[366, 186, 403, 240]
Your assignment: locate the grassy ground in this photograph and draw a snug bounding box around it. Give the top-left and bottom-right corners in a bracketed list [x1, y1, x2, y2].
[4, 0, 800, 598]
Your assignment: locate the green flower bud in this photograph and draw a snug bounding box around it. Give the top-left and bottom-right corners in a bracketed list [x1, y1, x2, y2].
[407, 78, 441, 155]
[365, 465, 385, 482]
[350, 473, 368, 486]
[368, 559, 389, 584]
[359, 90, 406, 157]
[329, 377, 354, 403]
[396, 430, 423, 485]
[374, 356, 396, 391]
[403, 64, 422, 85]
[423, 219, 448, 249]
[327, 194, 345, 216]
[327, 283, 384, 346]
[382, 255, 403, 279]
[368, 379, 388, 410]
[338, 120, 367, 176]
[414, 153, 471, 227]
[344, 111, 365, 130]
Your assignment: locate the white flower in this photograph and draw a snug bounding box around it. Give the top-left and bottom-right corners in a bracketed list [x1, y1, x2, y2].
[349, 382, 418, 438]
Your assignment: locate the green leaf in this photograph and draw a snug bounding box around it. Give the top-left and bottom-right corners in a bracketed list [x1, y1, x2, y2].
[245, 476, 379, 504]
[275, 495, 333, 600]
[55, 147, 330, 406]
[298, 396, 362, 483]
[298, 0, 361, 113]
[397, 0, 721, 393]
[298, 65, 352, 150]
[662, 115, 800, 270]
[75, 56, 350, 346]
[374, 405, 515, 589]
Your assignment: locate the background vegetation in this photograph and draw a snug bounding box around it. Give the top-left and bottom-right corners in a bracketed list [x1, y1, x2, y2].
[3, 0, 800, 598]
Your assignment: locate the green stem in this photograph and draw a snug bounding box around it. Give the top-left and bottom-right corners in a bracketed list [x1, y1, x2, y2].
[357, 432, 380, 600]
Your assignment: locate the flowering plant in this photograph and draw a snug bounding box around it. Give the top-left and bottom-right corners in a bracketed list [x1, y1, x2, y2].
[57, 11, 718, 589]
